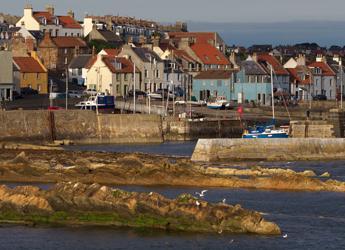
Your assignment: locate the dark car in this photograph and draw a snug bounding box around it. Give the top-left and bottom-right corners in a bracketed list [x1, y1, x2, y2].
[12, 91, 23, 99]
[127, 89, 147, 98]
[312, 94, 327, 101]
[20, 87, 38, 95]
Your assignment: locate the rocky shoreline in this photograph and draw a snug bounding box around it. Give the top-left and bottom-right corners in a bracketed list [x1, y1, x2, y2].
[0, 182, 280, 235]
[0, 148, 344, 192]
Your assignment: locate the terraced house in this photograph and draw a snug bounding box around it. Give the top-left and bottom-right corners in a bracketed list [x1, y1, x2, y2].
[16, 4, 82, 37]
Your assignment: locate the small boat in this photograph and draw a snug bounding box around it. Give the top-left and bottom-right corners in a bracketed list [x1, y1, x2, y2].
[75, 94, 115, 110]
[242, 125, 289, 138]
[207, 96, 228, 109]
[147, 93, 163, 99]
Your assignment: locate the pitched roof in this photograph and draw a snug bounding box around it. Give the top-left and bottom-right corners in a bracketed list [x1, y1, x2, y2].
[69, 54, 93, 68]
[286, 67, 312, 85]
[33, 11, 82, 29]
[173, 49, 196, 63]
[241, 60, 268, 75]
[194, 70, 235, 80]
[190, 43, 229, 65]
[97, 30, 122, 43]
[132, 47, 162, 63]
[168, 32, 217, 44]
[257, 54, 289, 75]
[103, 48, 121, 57]
[102, 57, 139, 73]
[308, 61, 336, 76]
[13, 57, 46, 73]
[52, 37, 87, 48]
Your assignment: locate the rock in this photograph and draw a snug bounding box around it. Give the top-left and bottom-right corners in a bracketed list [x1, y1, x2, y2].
[302, 170, 317, 177]
[320, 172, 331, 178]
[0, 182, 280, 235]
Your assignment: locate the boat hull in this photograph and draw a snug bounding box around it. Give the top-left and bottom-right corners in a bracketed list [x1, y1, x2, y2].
[243, 133, 289, 139]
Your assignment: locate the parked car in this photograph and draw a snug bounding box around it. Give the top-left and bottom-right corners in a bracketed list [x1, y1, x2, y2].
[313, 94, 327, 101]
[127, 89, 147, 98]
[20, 87, 38, 95]
[48, 106, 64, 110]
[68, 90, 83, 98]
[12, 91, 23, 99]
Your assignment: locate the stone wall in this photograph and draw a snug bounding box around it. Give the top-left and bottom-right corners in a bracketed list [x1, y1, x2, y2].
[290, 120, 335, 138]
[0, 110, 163, 144]
[163, 119, 243, 141]
[192, 138, 345, 162]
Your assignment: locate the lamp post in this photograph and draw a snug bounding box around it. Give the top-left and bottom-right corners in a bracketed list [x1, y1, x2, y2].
[340, 60, 343, 109]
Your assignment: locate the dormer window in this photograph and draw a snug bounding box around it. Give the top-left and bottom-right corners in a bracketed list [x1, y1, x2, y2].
[38, 17, 47, 25]
[53, 17, 59, 25]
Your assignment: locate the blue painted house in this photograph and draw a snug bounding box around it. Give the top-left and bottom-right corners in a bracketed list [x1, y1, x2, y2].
[193, 60, 272, 106]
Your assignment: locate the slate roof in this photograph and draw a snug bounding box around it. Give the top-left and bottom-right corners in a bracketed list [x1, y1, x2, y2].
[132, 47, 162, 63]
[69, 55, 93, 69]
[98, 30, 122, 43]
[241, 60, 268, 75]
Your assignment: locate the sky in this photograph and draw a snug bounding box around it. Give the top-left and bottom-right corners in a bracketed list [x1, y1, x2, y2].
[4, 0, 345, 23]
[3, 0, 345, 46]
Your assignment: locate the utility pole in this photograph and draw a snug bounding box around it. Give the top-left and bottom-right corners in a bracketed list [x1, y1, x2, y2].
[340, 60, 343, 109]
[65, 67, 68, 110]
[270, 65, 275, 120]
[133, 63, 136, 114]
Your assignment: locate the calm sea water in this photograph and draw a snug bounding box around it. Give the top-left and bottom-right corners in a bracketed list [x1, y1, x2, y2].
[1, 142, 345, 249]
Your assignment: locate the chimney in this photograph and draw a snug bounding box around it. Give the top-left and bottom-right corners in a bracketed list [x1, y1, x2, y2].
[316, 53, 323, 62]
[24, 4, 33, 17]
[297, 54, 306, 66]
[333, 54, 340, 63]
[46, 4, 54, 16]
[67, 10, 75, 19]
[252, 52, 258, 62]
[178, 37, 190, 50]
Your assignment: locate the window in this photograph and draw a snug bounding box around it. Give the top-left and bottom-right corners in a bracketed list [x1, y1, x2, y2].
[65, 33, 67, 36]
[144, 69, 148, 78]
[37, 84, 41, 92]
[330, 79, 332, 86]
[77, 33, 80, 37]
[78, 69, 82, 76]
[36, 73, 39, 79]
[64, 57, 68, 65]
[116, 84, 120, 93]
[155, 70, 159, 78]
[217, 80, 222, 87]
[116, 74, 120, 81]
[64, 48, 68, 54]
[124, 73, 128, 81]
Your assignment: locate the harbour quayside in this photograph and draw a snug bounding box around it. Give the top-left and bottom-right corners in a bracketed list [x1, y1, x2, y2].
[242, 65, 289, 139]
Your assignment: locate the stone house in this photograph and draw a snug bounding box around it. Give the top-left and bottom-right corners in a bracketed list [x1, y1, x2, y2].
[38, 32, 88, 72]
[86, 27, 123, 47]
[13, 53, 48, 94]
[68, 54, 93, 86]
[86, 54, 140, 96]
[118, 45, 164, 93]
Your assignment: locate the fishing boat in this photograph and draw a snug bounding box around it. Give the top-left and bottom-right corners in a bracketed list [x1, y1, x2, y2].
[242, 65, 289, 138]
[207, 96, 228, 109]
[75, 94, 115, 110]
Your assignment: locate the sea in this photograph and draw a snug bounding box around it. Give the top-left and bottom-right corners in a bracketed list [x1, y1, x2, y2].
[1, 142, 345, 250]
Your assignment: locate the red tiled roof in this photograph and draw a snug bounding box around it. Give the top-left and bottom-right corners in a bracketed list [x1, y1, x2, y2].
[33, 11, 82, 29]
[190, 43, 229, 65]
[52, 37, 87, 48]
[257, 54, 289, 75]
[13, 57, 46, 73]
[103, 57, 139, 73]
[286, 67, 312, 85]
[103, 48, 121, 57]
[168, 32, 216, 44]
[308, 61, 336, 76]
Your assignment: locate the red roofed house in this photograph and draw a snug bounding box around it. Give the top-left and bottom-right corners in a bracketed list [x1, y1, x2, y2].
[308, 54, 337, 100]
[86, 54, 141, 97]
[38, 32, 88, 72]
[168, 32, 226, 54]
[16, 4, 83, 37]
[13, 52, 48, 94]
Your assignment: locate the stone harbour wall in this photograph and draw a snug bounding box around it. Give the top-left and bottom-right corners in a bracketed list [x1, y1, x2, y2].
[192, 138, 345, 162]
[0, 110, 163, 144]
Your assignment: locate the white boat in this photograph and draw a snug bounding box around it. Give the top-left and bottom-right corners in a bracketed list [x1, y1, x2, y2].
[75, 94, 115, 110]
[147, 93, 163, 99]
[207, 96, 228, 109]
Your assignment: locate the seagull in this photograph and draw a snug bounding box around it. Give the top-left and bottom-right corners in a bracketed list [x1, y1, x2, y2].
[218, 229, 223, 234]
[222, 198, 226, 204]
[149, 192, 153, 196]
[229, 239, 234, 244]
[283, 234, 288, 239]
[195, 190, 208, 197]
[195, 200, 201, 206]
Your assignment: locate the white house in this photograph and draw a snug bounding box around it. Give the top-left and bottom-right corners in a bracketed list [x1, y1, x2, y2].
[16, 4, 83, 37]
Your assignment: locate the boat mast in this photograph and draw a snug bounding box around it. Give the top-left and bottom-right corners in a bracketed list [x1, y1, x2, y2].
[270, 64, 275, 121]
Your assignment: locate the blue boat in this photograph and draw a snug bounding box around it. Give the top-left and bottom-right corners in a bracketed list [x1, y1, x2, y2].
[242, 125, 289, 138]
